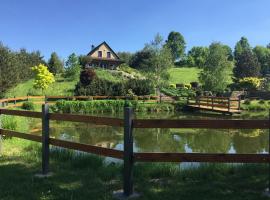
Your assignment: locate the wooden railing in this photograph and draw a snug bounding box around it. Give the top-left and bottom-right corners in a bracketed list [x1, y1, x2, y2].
[187, 96, 241, 114]
[0, 103, 269, 197]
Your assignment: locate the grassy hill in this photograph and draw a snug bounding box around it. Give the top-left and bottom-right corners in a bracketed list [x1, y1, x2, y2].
[4, 67, 201, 97]
[168, 67, 201, 84]
[4, 75, 79, 97]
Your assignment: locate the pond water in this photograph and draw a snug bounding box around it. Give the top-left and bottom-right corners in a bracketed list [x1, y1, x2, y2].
[30, 111, 270, 155]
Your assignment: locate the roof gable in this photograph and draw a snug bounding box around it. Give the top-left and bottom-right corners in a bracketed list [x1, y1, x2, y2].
[87, 41, 120, 59]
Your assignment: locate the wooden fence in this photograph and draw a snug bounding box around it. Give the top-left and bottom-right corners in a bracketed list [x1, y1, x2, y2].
[0, 103, 270, 196]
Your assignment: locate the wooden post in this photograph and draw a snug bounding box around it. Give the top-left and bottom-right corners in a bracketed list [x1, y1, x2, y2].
[14, 96, 16, 105]
[123, 107, 134, 196]
[42, 104, 50, 175]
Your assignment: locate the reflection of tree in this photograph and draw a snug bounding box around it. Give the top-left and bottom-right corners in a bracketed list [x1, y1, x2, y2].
[134, 128, 186, 153]
[232, 129, 268, 153]
[50, 122, 122, 149]
[183, 129, 232, 153]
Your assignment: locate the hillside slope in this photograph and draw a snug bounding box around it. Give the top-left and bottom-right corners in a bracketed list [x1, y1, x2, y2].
[169, 67, 201, 84]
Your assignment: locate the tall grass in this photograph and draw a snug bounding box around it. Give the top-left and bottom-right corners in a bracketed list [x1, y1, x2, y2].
[50, 100, 175, 114]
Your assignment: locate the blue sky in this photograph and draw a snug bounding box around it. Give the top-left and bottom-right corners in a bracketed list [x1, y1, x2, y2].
[1, 0, 270, 60]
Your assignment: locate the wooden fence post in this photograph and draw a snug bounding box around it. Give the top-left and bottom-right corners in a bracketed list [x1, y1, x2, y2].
[123, 107, 134, 196]
[42, 104, 50, 175]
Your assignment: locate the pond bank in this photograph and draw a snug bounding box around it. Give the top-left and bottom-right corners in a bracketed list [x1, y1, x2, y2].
[0, 138, 269, 200]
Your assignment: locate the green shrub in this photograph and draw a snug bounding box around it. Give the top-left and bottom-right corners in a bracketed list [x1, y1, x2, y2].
[258, 100, 265, 104]
[21, 102, 34, 110]
[243, 99, 251, 105]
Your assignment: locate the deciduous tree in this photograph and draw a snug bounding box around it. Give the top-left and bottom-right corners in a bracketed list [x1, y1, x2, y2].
[32, 64, 55, 92]
[165, 31, 186, 61]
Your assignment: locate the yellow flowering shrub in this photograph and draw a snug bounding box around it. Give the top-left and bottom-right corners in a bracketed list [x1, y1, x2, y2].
[239, 77, 263, 90]
[32, 64, 55, 90]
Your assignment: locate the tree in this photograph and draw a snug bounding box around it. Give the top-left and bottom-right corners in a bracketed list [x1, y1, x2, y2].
[253, 46, 270, 75]
[143, 34, 173, 94]
[48, 52, 64, 75]
[233, 49, 261, 79]
[165, 31, 186, 61]
[64, 53, 81, 80]
[199, 42, 233, 92]
[117, 52, 133, 65]
[186, 46, 209, 67]
[129, 50, 154, 69]
[234, 37, 251, 60]
[32, 64, 55, 92]
[267, 43, 270, 49]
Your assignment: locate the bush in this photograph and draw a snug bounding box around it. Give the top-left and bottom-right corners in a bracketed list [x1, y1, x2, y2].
[190, 82, 199, 88]
[243, 99, 251, 105]
[258, 100, 265, 104]
[184, 84, 192, 89]
[176, 83, 184, 88]
[169, 84, 176, 88]
[239, 77, 263, 91]
[125, 79, 154, 96]
[80, 68, 96, 86]
[21, 102, 34, 110]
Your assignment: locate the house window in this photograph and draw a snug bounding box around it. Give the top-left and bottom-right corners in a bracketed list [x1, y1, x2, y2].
[107, 52, 111, 58]
[98, 51, 102, 58]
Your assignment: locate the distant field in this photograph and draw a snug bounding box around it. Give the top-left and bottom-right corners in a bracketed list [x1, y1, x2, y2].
[4, 75, 78, 97]
[169, 67, 201, 84]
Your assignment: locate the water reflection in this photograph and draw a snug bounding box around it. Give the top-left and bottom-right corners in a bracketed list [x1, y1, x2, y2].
[43, 120, 269, 154]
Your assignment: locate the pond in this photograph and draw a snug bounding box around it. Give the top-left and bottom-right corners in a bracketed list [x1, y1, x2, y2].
[29, 111, 270, 155]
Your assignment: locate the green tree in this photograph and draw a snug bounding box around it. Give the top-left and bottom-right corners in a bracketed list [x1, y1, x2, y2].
[117, 51, 133, 65]
[48, 52, 64, 75]
[143, 34, 173, 94]
[165, 31, 186, 61]
[199, 42, 233, 92]
[253, 46, 270, 75]
[32, 64, 55, 92]
[233, 49, 261, 79]
[129, 50, 154, 69]
[186, 46, 209, 67]
[64, 53, 81, 80]
[234, 37, 251, 60]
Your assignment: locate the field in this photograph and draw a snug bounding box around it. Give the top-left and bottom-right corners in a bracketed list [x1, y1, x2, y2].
[169, 67, 201, 84]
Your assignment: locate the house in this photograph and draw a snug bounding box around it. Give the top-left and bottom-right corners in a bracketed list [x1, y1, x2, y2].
[86, 41, 123, 69]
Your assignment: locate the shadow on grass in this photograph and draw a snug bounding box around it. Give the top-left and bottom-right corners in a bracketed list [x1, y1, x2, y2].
[1, 145, 270, 200]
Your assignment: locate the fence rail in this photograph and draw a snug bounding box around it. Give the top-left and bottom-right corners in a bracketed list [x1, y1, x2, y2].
[0, 100, 269, 197]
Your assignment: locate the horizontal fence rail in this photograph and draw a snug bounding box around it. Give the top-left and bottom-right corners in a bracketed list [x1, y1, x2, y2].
[134, 153, 270, 163]
[133, 119, 269, 129]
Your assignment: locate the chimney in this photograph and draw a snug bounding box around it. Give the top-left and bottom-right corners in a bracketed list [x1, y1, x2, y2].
[91, 45, 95, 50]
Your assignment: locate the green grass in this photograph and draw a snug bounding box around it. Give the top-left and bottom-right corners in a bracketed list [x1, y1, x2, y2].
[0, 138, 269, 200]
[169, 67, 201, 84]
[4, 75, 78, 97]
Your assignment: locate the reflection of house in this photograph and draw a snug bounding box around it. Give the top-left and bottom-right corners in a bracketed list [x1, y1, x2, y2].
[86, 41, 123, 69]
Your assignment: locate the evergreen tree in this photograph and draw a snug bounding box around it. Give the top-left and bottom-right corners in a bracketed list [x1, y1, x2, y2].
[48, 52, 63, 75]
[234, 37, 251, 60]
[233, 49, 261, 79]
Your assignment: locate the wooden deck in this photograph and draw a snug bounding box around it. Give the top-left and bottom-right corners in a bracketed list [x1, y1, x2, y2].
[187, 96, 241, 115]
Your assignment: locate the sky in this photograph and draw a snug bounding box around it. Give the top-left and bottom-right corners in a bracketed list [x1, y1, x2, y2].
[1, 0, 270, 60]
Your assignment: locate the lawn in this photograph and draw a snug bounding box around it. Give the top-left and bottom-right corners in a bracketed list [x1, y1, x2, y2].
[4, 75, 78, 97]
[169, 67, 201, 84]
[0, 137, 269, 200]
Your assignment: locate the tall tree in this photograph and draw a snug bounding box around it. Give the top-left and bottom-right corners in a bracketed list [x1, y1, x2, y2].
[117, 52, 133, 65]
[64, 53, 81, 80]
[267, 43, 270, 49]
[186, 46, 209, 67]
[48, 52, 63, 75]
[129, 50, 154, 69]
[233, 49, 261, 79]
[234, 37, 251, 60]
[143, 34, 173, 94]
[165, 31, 186, 61]
[199, 42, 233, 92]
[253, 46, 270, 75]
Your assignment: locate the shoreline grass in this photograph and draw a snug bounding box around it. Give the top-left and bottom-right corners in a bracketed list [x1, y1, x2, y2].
[0, 137, 269, 200]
